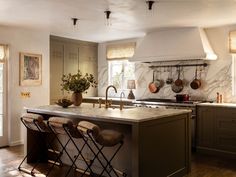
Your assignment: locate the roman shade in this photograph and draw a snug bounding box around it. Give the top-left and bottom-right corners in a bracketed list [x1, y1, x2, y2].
[229, 31, 236, 53]
[106, 42, 136, 60]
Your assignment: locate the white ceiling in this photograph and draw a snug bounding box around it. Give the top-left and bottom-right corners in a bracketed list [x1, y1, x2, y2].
[1, 0, 236, 42]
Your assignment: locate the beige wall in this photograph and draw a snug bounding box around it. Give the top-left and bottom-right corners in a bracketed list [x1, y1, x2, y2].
[0, 26, 50, 145]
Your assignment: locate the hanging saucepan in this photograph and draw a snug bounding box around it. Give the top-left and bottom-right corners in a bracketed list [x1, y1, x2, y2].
[171, 67, 183, 93]
[190, 66, 201, 90]
[171, 83, 183, 93]
[174, 67, 183, 86]
[148, 70, 159, 93]
[155, 68, 164, 89]
[166, 67, 173, 85]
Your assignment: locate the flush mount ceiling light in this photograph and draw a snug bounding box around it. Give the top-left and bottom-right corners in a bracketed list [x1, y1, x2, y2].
[146, 0, 155, 10]
[104, 10, 112, 26]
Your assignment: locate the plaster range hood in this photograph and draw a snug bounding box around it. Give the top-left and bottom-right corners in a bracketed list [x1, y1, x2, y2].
[130, 27, 217, 62]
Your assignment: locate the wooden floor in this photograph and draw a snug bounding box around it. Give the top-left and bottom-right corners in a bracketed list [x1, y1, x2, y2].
[1, 145, 236, 177]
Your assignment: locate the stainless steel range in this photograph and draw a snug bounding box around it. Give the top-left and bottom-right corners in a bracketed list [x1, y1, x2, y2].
[134, 98, 204, 150]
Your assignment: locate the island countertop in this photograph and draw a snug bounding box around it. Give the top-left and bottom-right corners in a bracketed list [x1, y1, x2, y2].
[25, 103, 191, 124]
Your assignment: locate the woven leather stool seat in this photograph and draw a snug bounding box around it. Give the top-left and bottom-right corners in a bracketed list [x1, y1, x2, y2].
[96, 129, 124, 147]
[21, 113, 44, 131]
[48, 117, 81, 138]
[79, 121, 124, 147]
[78, 120, 126, 177]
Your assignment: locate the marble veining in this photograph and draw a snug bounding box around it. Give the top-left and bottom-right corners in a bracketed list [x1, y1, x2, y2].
[98, 58, 232, 102]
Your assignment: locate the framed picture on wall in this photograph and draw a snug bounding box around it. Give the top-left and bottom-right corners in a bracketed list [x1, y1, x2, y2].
[19, 52, 42, 86]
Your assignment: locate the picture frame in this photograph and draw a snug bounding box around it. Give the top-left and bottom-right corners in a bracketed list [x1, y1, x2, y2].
[19, 52, 42, 86]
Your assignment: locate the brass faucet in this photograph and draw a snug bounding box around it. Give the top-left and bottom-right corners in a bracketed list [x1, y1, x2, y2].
[120, 92, 125, 110]
[98, 98, 102, 108]
[105, 85, 117, 108]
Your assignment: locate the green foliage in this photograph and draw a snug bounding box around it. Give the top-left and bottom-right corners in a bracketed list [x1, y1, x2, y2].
[61, 70, 97, 93]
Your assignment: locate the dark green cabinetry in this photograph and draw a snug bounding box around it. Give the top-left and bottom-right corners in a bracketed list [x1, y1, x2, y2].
[197, 105, 236, 157]
[50, 36, 98, 104]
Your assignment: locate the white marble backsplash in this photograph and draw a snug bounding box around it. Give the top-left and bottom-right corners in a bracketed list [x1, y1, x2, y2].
[98, 58, 233, 102]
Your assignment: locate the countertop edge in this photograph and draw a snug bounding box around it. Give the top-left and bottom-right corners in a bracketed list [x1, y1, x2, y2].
[25, 105, 191, 124]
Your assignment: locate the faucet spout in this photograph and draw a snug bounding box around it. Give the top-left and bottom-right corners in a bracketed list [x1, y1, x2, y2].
[119, 92, 125, 110]
[105, 85, 117, 108]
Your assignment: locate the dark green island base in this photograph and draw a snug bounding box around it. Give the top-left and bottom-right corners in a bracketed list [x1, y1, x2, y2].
[25, 104, 191, 177]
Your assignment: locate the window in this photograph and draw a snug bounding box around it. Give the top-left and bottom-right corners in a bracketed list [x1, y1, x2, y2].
[232, 55, 236, 96]
[229, 31, 236, 53]
[109, 60, 135, 90]
[229, 31, 236, 95]
[106, 42, 136, 90]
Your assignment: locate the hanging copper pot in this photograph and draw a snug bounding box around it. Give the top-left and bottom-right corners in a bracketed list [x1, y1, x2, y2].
[190, 67, 201, 90]
[148, 70, 159, 93]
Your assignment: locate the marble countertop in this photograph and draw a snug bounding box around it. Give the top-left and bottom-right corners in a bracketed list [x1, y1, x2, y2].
[198, 102, 236, 108]
[25, 103, 191, 124]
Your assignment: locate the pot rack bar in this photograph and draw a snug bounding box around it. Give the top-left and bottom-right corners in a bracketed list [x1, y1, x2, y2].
[149, 62, 208, 69]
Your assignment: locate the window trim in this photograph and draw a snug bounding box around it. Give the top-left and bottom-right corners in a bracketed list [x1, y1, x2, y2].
[232, 55, 236, 96]
[108, 60, 135, 91]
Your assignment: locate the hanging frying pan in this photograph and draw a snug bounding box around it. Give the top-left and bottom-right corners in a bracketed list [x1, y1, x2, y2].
[148, 70, 159, 93]
[171, 67, 183, 93]
[174, 67, 183, 86]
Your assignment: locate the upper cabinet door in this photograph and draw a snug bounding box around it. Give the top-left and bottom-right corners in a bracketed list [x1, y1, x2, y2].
[50, 40, 64, 103]
[64, 43, 80, 75]
[79, 45, 98, 96]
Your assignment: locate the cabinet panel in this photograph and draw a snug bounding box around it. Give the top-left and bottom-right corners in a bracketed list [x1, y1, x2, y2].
[197, 105, 236, 157]
[79, 45, 98, 97]
[215, 134, 236, 151]
[50, 41, 64, 103]
[216, 117, 236, 132]
[197, 107, 215, 148]
[64, 43, 79, 75]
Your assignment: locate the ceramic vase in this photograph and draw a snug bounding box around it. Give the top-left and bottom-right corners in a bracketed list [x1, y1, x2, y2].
[71, 92, 82, 106]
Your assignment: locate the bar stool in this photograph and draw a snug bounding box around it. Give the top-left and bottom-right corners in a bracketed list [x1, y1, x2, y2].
[78, 121, 127, 177]
[19, 113, 60, 176]
[47, 117, 93, 177]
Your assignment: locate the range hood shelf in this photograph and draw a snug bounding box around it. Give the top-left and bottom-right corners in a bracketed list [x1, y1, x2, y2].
[130, 27, 217, 62]
[149, 62, 208, 69]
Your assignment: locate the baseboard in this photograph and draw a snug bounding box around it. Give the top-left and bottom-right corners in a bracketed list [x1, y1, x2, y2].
[196, 146, 236, 159]
[9, 140, 24, 146]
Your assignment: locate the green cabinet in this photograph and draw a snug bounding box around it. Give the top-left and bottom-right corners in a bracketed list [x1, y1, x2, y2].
[197, 106, 215, 148]
[50, 36, 98, 104]
[197, 105, 236, 157]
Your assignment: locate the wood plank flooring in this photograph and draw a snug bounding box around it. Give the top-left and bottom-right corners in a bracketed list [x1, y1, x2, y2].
[184, 153, 236, 177]
[1, 145, 236, 177]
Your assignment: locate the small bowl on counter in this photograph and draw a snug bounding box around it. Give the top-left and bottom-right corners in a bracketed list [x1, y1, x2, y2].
[55, 99, 73, 108]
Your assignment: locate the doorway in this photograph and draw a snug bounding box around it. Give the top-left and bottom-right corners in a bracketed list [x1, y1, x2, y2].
[0, 45, 8, 147]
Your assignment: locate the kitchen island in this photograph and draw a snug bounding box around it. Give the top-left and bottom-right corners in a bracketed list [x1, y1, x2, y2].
[26, 103, 191, 177]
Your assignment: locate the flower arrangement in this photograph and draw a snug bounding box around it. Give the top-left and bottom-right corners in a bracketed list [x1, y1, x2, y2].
[61, 70, 97, 93]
